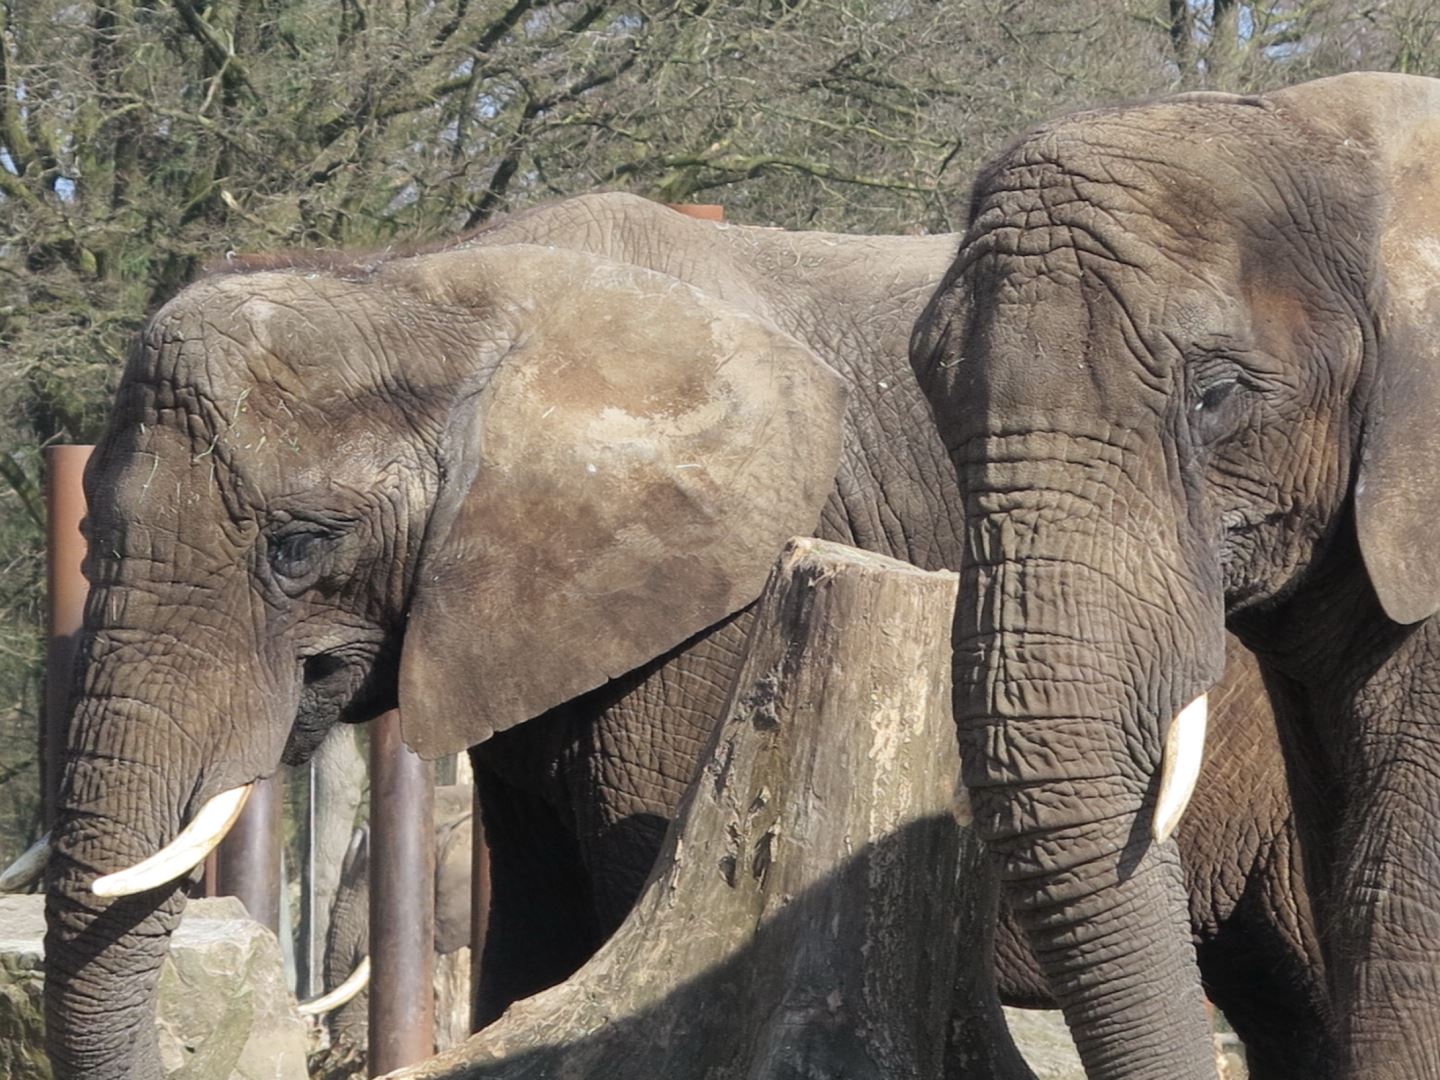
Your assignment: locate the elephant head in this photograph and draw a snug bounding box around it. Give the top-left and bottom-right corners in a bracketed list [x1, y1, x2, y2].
[42, 241, 845, 1079]
[913, 72, 1440, 1078]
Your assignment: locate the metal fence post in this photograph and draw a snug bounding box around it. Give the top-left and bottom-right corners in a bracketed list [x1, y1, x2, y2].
[213, 775, 284, 932]
[43, 445, 93, 829]
[664, 203, 726, 222]
[370, 709, 435, 1075]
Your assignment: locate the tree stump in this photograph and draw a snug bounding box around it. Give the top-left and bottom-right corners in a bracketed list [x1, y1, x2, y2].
[388, 539, 1030, 1080]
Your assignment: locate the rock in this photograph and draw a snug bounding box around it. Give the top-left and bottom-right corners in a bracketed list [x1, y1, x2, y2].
[0, 895, 308, 1080]
[0, 900, 49, 1080]
[1004, 1007, 1250, 1079]
[1005, 1008, 1086, 1080]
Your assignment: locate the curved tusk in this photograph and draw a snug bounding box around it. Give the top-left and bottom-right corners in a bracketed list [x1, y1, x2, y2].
[297, 956, 371, 1016]
[93, 784, 253, 898]
[0, 833, 53, 893]
[1152, 694, 1208, 844]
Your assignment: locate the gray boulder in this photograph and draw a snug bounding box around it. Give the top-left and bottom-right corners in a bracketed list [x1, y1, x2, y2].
[0, 895, 308, 1080]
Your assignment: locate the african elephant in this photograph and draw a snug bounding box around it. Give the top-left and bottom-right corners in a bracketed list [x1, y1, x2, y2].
[312, 785, 474, 1053]
[38, 193, 979, 1080]
[35, 190, 1307, 1079]
[912, 72, 1440, 1079]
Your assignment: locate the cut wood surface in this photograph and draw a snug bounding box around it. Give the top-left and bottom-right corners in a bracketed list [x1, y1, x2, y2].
[387, 538, 1030, 1080]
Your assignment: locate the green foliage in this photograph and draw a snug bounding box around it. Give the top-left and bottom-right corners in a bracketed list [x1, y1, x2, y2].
[1, 0, 1438, 863]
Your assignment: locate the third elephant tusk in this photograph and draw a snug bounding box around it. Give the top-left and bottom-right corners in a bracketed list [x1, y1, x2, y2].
[0, 833, 53, 892]
[92, 784, 254, 898]
[297, 956, 371, 1016]
[1152, 694, 1208, 844]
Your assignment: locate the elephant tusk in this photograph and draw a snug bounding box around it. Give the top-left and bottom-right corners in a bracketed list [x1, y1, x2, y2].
[297, 956, 371, 1016]
[93, 784, 253, 898]
[1152, 694, 1208, 843]
[0, 833, 53, 892]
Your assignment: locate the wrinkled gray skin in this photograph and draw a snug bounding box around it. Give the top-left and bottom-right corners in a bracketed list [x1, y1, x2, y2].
[322, 786, 473, 1050]
[43, 193, 963, 1080]
[308, 723, 367, 989]
[913, 73, 1440, 1080]
[47, 191, 1309, 1080]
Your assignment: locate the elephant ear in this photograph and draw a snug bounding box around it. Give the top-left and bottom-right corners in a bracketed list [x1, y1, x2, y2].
[1275, 75, 1440, 624]
[397, 245, 846, 758]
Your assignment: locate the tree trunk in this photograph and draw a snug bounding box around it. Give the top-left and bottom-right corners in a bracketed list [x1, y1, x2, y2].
[388, 538, 1029, 1080]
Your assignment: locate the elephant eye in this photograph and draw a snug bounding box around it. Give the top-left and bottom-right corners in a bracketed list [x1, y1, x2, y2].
[267, 528, 335, 581]
[1194, 379, 1237, 413]
[1188, 372, 1249, 444]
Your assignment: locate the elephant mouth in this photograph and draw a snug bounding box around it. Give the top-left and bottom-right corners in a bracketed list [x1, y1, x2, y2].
[285, 646, 398, 764]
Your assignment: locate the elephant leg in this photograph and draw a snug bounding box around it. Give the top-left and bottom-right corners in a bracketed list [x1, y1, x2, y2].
[469, 746, 602, 1029]
[1200, 921, 1332, 1080]
[1212, 792, 1335, 1079]
[465, 609, 751, 1022]
[563, 609, 755, 935]
[1192, 804, 1332, 1078]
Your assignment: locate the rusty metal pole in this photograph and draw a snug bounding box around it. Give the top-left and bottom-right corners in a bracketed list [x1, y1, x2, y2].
[664, 203, 725, 222]
[370, 709, 435, 1075]
[214, 774, 283, 932]
[43, 445, 93, 828]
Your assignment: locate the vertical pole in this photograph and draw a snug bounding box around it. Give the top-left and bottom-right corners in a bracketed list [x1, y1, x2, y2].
[369, 709, 435, 1075]
[304, 758, 318, 998]
[468, 781, 492, 1033]
[664, 203, 726, 222]
[214, 775, 283, 933]
[43, 445, 93, 829]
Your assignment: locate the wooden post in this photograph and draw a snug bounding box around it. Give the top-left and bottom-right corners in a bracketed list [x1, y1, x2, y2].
[43, 445, 92, 829]
[370, 710, 436, 1075]
[389, 539, 1028, 1080]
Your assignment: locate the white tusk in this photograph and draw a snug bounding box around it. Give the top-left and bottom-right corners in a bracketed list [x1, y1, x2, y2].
[0, 833, 53, 892]
[1152, 694, 1208, 844]
[93, 784, 253, 898]
[297, 956, 371, 1016]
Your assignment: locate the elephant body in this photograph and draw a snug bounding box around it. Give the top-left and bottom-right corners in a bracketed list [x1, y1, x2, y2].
[45, 190, 1319, 1078]
[913, 73, 1440, 1079]
[43, 194, 973, 1079]
[446, 196, 974, 1019]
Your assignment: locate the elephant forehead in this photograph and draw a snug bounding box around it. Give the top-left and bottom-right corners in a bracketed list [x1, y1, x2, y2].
[141, 271, 452, 403]
[971, 105, 1287, 264]
[89, 419, 208, 537]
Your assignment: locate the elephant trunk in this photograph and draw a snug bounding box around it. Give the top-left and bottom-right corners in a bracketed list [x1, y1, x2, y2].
[956, 453, 1223, 1079]
[45, 702, 196, 1080]
[44, 613, 260, 1080]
